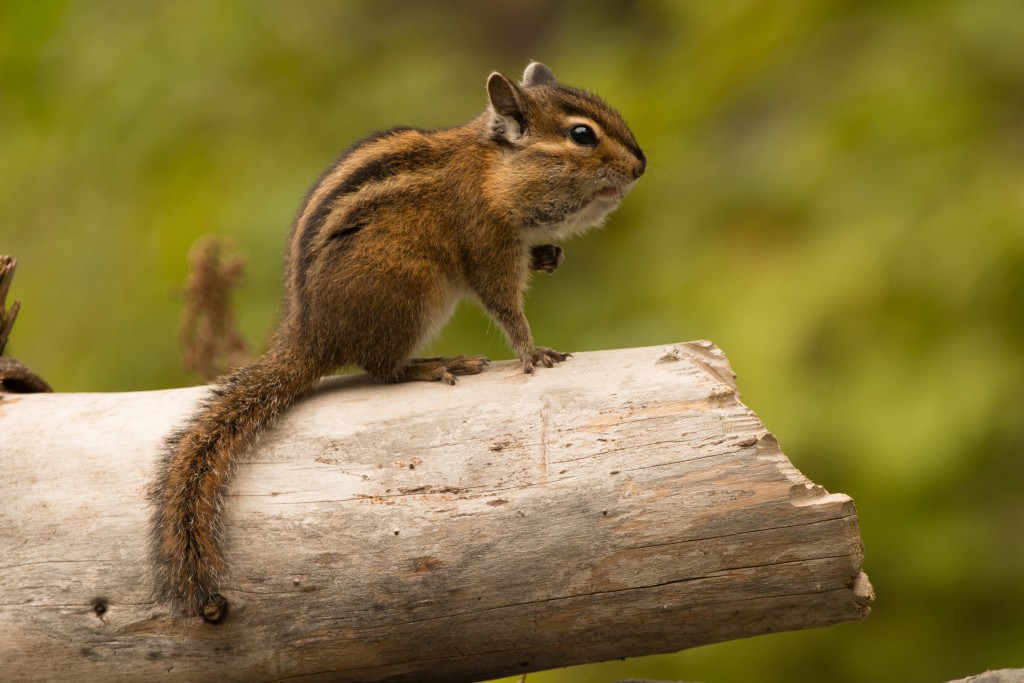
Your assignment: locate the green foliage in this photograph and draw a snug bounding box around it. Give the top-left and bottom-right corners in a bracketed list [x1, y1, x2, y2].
[3, 2, 1022, 680]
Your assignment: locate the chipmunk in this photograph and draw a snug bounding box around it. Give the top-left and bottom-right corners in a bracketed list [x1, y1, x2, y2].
[150, 62, 645, 623]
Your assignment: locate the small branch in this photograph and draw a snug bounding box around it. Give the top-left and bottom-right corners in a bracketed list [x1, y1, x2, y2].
[0, 255, 52, 393]
[0, 255, 20, 355]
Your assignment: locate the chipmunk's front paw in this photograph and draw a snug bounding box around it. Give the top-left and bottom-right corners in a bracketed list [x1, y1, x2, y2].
[521, 347, 572, 374]
[529, 244, 563, 273]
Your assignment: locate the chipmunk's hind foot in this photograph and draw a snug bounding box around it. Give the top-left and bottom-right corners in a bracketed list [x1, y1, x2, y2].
[400, 355, 490, 385]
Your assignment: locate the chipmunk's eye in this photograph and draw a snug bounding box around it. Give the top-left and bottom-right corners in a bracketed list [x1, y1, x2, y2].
[568, 124, 598, 146]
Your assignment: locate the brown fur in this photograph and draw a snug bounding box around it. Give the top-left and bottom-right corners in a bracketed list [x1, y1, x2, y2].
[150, 62, 645, 622]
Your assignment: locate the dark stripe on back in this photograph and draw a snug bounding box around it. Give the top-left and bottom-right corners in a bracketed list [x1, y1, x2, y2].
[292, 127, 430, 300]
[303, 146, 425, 236]
[289, 127, 416, 244]
[326, 205, 371, 243]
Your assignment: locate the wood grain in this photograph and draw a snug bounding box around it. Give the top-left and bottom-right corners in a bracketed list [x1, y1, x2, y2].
[0, 341, 872, 682]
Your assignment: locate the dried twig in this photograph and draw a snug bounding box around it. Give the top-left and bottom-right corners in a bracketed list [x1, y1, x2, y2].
[179, 236, 251, 380]
[0, 255, 52, 392]
[0, 255, 20, 355]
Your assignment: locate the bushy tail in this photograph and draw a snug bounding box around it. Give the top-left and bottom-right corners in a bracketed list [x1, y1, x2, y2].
[150, 344, 321, 623]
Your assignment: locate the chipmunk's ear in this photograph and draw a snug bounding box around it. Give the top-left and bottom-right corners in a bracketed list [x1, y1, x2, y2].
[523, 62, 557, 87]
[487, 71, 528, 142]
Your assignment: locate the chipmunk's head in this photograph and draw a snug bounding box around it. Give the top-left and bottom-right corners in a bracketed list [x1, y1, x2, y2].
[485, 62, 645, 241]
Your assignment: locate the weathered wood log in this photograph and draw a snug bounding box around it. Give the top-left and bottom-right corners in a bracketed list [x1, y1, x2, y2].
[947, 671, 1024, 683]
[0, 342, 873, 682]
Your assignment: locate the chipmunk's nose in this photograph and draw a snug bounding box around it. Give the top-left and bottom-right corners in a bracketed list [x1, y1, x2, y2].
[632, 151, 647, 179]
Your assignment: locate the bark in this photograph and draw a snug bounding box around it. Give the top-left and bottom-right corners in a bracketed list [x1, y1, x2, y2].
[0, 341, 873, 682]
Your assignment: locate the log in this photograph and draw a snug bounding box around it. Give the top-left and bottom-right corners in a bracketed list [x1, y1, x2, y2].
[0, 342, 873, 682]
[947, 671, 1024, 683]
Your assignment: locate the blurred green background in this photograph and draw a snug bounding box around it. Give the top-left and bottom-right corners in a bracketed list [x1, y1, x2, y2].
[3, 1, 1023, 681]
